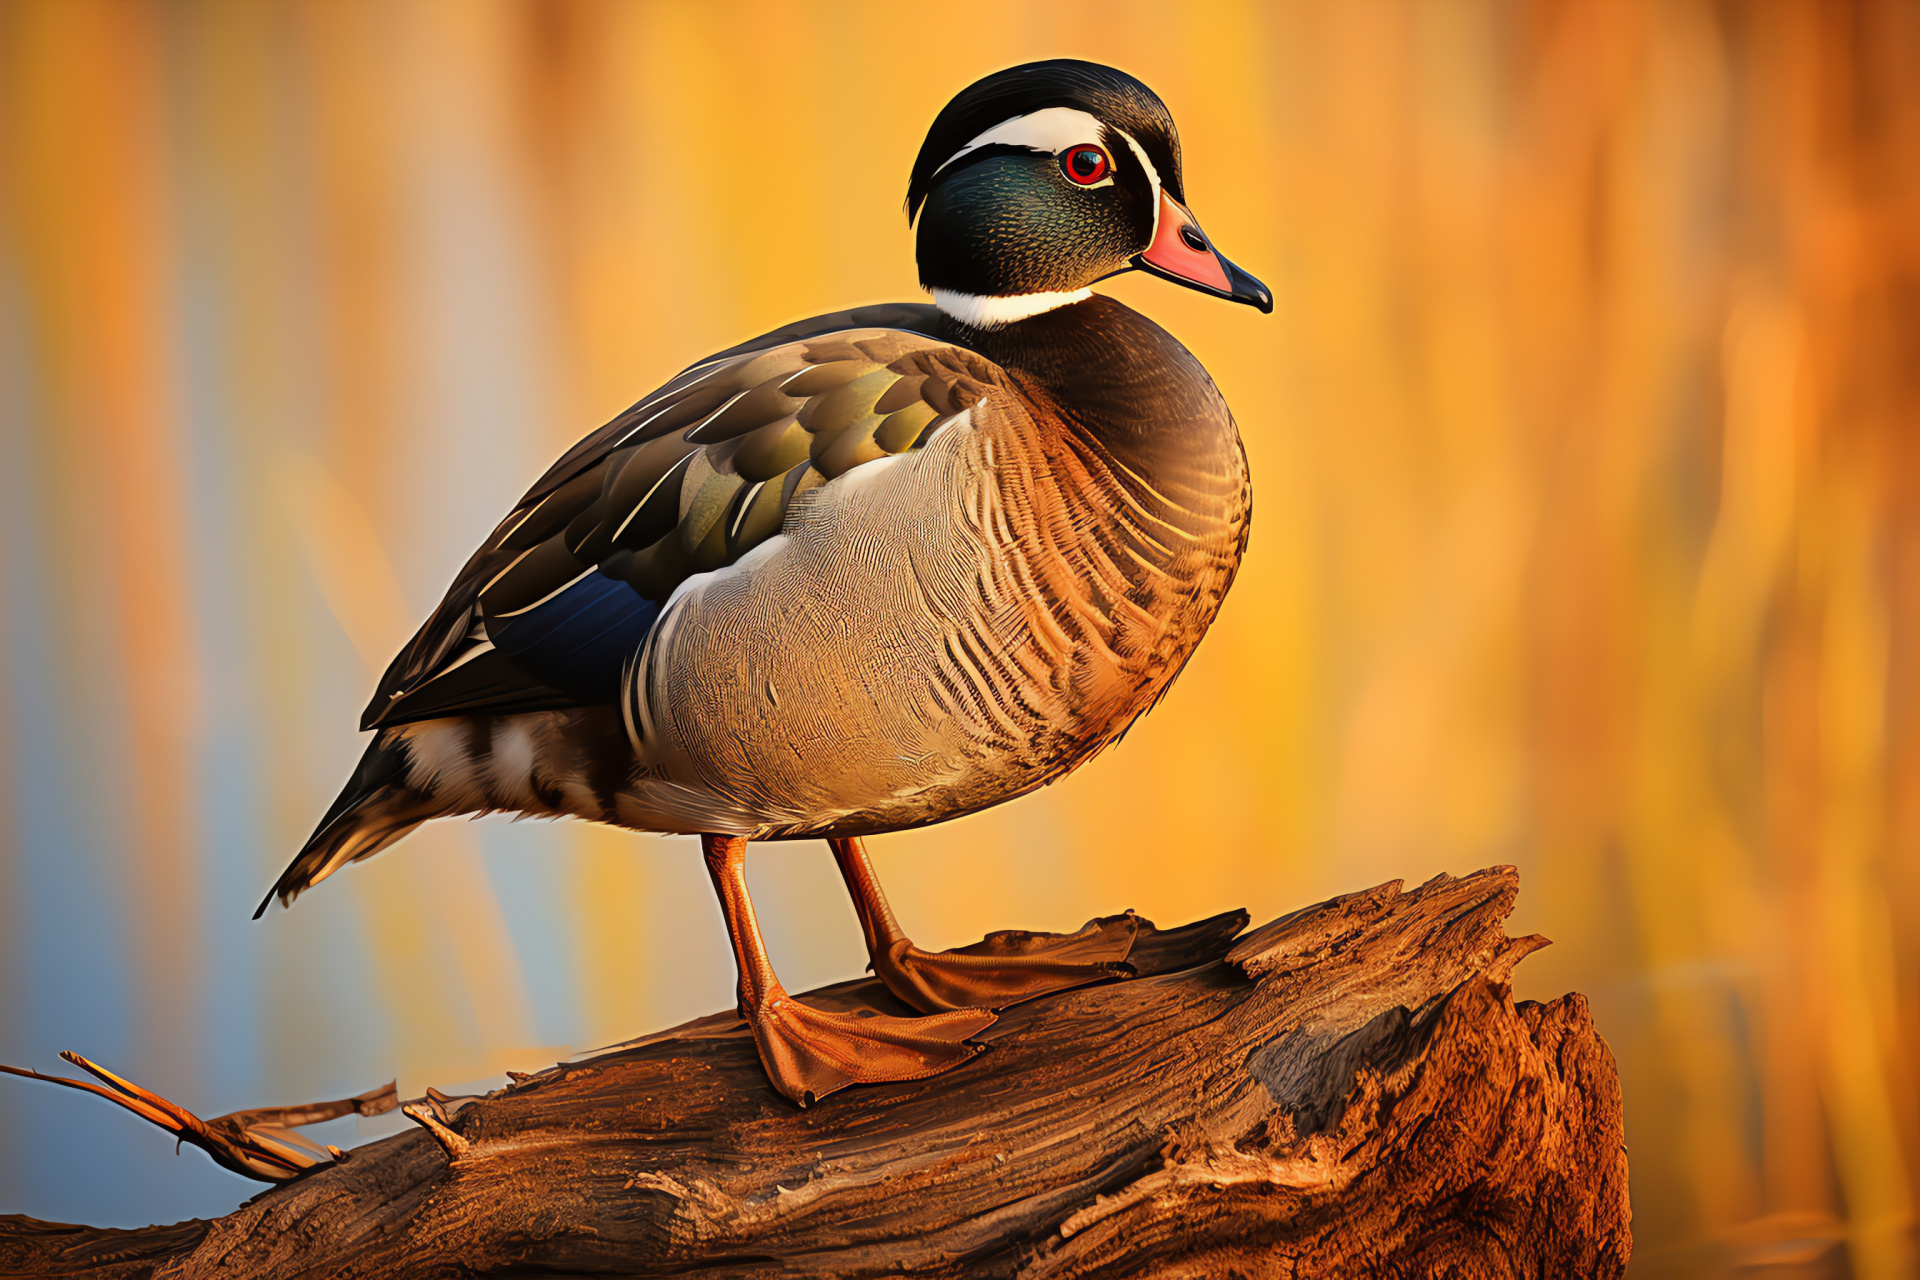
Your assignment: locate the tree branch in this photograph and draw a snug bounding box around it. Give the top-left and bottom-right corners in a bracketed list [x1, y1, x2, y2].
[0, 867, 1630, 1278]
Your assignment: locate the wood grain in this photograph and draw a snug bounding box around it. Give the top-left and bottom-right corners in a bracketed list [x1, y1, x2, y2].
[0, 867, 1630, 1278]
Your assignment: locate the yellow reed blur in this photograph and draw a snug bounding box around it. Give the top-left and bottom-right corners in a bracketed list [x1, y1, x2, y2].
[3, 1, 1918, 1273]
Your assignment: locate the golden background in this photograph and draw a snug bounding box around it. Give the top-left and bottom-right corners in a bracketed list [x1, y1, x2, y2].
[3, 2, 1917, 1275]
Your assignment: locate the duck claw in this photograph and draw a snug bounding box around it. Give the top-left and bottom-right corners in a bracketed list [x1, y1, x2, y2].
[876, 907, 1253, 1014]
[873, 912, 1140, 1013]
[1112, 906, 1252, 977]
[0, 1052, 397, 1184]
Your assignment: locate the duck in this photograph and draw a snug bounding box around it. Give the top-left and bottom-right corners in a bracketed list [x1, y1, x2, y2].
[258, 58, 1270, 1105]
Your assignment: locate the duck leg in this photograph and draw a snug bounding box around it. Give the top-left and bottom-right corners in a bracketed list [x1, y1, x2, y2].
[703, 834, 994, 1105]
[830, 836, 1138, 1014]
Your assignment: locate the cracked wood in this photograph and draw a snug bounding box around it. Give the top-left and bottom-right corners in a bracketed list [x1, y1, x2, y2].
[0, 867, 1631, 1278]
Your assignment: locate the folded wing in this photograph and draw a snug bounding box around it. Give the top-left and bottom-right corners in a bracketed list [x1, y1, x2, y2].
[363, 311, 1001, 730]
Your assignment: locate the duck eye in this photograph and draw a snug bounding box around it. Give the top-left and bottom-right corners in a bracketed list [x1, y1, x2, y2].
[1062, 146, 1110, 186]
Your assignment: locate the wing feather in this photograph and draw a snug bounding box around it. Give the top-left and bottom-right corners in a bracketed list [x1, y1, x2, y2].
[361, 306, 1001, 730]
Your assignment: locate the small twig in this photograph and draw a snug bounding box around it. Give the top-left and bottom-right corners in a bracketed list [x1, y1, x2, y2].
[401, 1101, 472, 1161]
[0, 1053, 397, 1183]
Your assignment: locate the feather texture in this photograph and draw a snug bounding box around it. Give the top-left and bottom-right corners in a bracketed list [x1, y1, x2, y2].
[615, 296, 1250, 840]
[363, 312, 985, 729]
[267, 295, 1250, 908]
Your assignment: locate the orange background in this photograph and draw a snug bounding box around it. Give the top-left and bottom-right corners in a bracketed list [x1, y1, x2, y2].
[3, 2, 1918, 1275]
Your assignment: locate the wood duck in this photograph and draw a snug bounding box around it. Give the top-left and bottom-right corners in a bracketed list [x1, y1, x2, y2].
[259, 59, 1270, 1104]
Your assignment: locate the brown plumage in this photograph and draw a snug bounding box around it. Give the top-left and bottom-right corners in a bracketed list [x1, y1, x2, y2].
[261, 59, 1270, 1104]
[623, 296, 1248, 840]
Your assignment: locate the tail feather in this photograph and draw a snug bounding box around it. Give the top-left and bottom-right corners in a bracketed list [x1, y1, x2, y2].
[256, 708, 636, 919]
[254, 732, 437, 918]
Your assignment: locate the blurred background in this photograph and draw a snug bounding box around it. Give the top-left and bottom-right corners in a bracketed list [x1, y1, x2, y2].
[2, 1, 1917, 1274]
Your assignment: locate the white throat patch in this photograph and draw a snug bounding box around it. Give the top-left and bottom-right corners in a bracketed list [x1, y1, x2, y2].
[928, 287, 1094, 328]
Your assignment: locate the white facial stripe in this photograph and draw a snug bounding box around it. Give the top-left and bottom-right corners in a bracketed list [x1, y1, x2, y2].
[929, 287, 1094, 327]
[924, 114, 1166, 327]
[933, 106, 1112, 177]
[1113, 128, 1167, 242]
[1112, 127, 1165, 239]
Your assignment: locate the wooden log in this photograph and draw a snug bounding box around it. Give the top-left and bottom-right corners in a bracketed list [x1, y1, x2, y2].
[0, 867, 1630, 1278]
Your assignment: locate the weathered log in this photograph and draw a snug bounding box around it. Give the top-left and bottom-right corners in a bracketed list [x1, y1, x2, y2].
[0, 867, 1630, 1278]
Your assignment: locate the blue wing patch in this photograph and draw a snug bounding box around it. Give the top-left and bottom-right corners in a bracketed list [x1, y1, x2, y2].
[484, 570, 662, 703]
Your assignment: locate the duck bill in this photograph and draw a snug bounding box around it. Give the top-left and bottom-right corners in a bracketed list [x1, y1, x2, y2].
[1133, 192, 1272, 313]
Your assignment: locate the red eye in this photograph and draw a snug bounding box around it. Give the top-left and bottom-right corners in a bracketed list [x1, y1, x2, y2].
[1062, 145, 1110, 185]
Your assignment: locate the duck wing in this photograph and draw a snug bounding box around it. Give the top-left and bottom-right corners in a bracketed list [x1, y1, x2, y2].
[362, 306, 1003, 730]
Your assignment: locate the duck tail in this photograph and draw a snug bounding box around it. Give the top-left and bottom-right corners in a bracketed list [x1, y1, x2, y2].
[254, 731, 438, 919]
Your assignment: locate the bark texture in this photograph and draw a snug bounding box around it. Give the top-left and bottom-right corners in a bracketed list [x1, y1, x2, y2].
[0, 867, 1630, 1278]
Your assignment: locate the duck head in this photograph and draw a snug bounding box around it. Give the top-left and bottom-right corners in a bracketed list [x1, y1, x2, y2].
[907, 59, 1272, 328]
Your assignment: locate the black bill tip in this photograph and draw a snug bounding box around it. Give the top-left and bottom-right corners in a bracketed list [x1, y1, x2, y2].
[1224, 257, 1273, 314]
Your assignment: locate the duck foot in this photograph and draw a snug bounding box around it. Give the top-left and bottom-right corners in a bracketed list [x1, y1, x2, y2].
[748, 994, 996, 1106]
[874, 911, 1144, 1013]
[1118, 906, 1254, 977]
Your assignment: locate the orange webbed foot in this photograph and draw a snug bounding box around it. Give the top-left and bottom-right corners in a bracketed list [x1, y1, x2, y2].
[747, 994, 996, 1105]
[874, 911, 1143, 1013]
